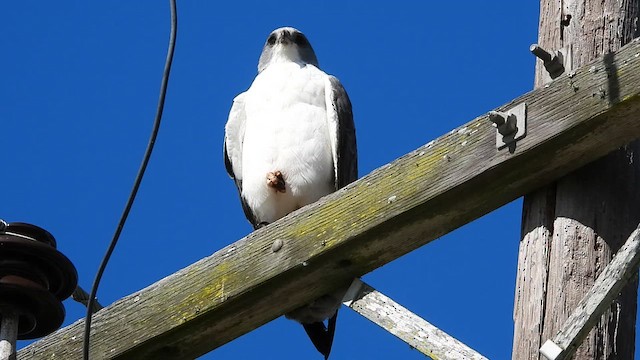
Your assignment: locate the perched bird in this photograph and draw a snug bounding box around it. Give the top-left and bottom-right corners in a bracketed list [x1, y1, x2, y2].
[223, 27, 357, 359]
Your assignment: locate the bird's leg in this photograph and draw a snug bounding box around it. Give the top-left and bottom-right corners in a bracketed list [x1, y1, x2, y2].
[266, 171, 286, 193]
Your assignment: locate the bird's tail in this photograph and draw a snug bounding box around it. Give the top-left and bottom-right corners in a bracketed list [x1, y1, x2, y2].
[302, 311, 338, 360]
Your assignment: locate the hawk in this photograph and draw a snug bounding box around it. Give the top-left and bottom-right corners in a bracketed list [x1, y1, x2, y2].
[223, 27, 357, 359]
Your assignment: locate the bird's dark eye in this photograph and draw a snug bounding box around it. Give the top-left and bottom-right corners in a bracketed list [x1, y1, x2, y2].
[267, 34, 277, 45]
[292, 32, 309, 46]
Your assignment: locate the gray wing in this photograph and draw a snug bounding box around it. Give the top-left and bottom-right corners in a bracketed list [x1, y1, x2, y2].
[326, 76, 357, 190]
[224, 92, 260, 228]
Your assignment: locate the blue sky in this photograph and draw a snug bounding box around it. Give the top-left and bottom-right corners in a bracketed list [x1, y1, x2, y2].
[3, 1, 636, 359]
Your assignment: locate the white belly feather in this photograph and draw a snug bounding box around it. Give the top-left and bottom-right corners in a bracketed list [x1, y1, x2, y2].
[241, 63, 334, 223]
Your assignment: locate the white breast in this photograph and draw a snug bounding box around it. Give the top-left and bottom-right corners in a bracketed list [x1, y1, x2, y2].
[241, 63, 334, 223]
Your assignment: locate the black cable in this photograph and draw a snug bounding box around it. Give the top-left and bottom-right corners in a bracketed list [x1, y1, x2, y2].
[82, 1, 177, 358]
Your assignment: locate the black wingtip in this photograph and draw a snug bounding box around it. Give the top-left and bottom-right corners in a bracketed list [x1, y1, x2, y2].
[302, 311, 338, 359]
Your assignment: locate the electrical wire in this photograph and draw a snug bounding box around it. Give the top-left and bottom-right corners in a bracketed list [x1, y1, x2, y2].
[82, 0, 177, 358]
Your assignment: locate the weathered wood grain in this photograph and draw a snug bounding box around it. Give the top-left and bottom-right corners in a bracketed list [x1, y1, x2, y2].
[515, 1, 640, 359]
[512, 1, 561, 356]
[19, 38, 640, 360]
[513, 186, 556, 359]
[539, 225, 640, 360]
[343, 279, 488, 360]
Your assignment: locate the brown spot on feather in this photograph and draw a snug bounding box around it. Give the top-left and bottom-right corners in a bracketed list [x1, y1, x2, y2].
[267, 171, 286, 193]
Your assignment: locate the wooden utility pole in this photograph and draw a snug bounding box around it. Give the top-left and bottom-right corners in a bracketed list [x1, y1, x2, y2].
[513, 1, 640, 359]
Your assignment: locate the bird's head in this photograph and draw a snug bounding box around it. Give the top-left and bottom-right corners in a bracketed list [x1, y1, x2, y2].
[257, 27, 318, 73]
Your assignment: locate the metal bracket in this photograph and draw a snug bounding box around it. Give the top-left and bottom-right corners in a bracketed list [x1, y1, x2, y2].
[531, 44, 565, 79]
[488, 102, 527, 149]
[530, 44, 573, 83]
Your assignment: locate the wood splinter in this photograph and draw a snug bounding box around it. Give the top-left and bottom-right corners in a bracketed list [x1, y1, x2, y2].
[266, 171, 286, 193]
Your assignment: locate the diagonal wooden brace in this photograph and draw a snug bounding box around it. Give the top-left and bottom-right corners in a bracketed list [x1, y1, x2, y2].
[539, 224, 640, 360]
[343, 279, 488, 360]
